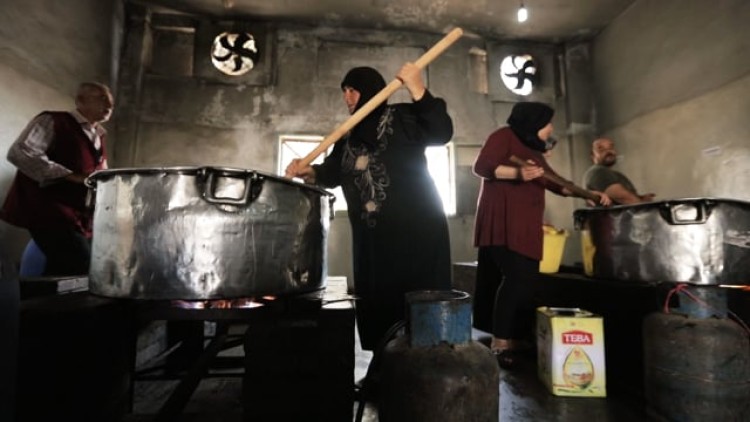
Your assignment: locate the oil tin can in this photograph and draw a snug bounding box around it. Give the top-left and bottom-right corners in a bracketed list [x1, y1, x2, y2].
[536, 307, 607, 397]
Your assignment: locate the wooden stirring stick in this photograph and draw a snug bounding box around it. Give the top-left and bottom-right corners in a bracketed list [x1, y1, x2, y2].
[285, 27, 464, 178]
[509, 155, 601, 202]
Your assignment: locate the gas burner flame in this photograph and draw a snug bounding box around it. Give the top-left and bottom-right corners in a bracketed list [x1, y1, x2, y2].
[171, 296, 276, 309]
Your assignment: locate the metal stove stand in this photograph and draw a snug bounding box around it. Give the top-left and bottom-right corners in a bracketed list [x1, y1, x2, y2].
[132, 283, 355, 422]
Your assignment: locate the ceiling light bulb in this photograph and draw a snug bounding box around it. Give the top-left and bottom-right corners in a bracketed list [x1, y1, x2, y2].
[517, 5, 528, 23]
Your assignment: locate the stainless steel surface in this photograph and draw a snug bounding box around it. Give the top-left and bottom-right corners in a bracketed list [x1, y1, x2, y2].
[87, 167, 334, 300]
[574, 198, 750, 285]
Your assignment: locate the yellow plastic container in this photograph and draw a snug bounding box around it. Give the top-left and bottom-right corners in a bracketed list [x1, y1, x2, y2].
[539, 228, 568, 273]
[580, 229, 595, 276]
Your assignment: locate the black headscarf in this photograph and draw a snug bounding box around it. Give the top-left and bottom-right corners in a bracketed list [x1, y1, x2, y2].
[341, 67, 387, 150]
[506, 102, 555, 152]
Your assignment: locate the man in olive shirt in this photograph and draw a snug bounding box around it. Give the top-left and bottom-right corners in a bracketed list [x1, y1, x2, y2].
[583, 138, 655, 205]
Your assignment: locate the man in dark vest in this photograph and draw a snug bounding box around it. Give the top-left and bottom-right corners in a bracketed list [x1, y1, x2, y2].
[1, 82, 113, 276]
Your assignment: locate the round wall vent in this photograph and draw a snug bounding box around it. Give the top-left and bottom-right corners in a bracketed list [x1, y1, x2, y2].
[211, 31, 260, 76]
[500, 54, 537, 96]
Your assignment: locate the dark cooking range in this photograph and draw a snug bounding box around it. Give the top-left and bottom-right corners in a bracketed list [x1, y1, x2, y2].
[83, 166, 353, 420]
[15, 279, 355, 421]
[133, 278, 355, 422]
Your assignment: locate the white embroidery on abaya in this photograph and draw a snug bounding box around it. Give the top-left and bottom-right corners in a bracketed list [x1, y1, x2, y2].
[354, 155, 369, 170]
[342, 107, 394, 227]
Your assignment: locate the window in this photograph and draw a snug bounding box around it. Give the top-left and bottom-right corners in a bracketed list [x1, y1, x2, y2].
[278, 135, 456, 215]
[426, 143, 456, 215]
[278, 135, 347, 211]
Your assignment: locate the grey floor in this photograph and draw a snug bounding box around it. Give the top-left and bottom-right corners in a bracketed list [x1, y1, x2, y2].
[125, 327, 650, 422]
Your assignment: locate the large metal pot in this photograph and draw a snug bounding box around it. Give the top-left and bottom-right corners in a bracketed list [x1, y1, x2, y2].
[574, 198, 750, 285]
[86, 167, 334, 300]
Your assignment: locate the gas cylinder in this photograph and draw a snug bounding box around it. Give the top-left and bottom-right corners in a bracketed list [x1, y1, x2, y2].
[643, 310, 750, 421]
[378, 290, 499, 422]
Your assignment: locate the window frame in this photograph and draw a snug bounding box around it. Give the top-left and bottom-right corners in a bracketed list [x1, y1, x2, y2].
[278, 135, 456, 216]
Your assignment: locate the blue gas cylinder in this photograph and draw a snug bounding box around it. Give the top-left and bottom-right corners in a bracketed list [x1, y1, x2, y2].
[378, 290, 499, 422]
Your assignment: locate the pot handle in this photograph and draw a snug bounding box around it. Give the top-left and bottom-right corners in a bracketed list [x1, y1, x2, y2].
[199, 168, 257, 206]
[573, 210, 588, 230]
[660, 200, 714, 225]
[327, 194, 336, 220]
[83, 174, 99, 209]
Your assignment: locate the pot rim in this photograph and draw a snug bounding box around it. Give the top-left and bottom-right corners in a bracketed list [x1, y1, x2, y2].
[574, 197, 750, 215]
[86, 166, 335, 197]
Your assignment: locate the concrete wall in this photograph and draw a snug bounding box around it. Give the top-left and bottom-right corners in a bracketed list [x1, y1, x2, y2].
[0, 0, 116, 264]
[579, 0, 750, 202]
[554, 41, 598, 266]
[112, 4, 578, 283]
[0, 1, 597, 278]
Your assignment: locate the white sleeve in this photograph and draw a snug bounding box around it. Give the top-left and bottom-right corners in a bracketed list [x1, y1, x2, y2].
[7, 114, 73, 183]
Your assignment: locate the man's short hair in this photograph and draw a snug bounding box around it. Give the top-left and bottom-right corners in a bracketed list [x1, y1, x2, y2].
[76, 82, 110, 102]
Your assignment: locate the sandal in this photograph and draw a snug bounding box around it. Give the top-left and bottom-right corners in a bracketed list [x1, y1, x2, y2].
[492, 349, 516, 369]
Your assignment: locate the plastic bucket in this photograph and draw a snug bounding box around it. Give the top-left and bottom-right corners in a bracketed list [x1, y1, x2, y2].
[580, 229, 595, 276]
[540, 230, 568, 273]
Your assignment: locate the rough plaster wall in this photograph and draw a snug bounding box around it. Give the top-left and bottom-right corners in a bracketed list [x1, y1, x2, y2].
[558, 42, 597, 266]
[608, 74, 750, 201]
[591, 0, 750, 203]
[0, 0, 114, 96]
[593, 0, 750, 130]
[135, 78, 276, 169]
[0, 0, 115, 265]
[0, 2, 588, 275]
[121, 23, 512, 282]
[117, 17, 587, 281]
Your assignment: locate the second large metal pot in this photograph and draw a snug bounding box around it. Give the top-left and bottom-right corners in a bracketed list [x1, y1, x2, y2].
[574, 198, 750, 285]
[87, 167, 334, 300]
